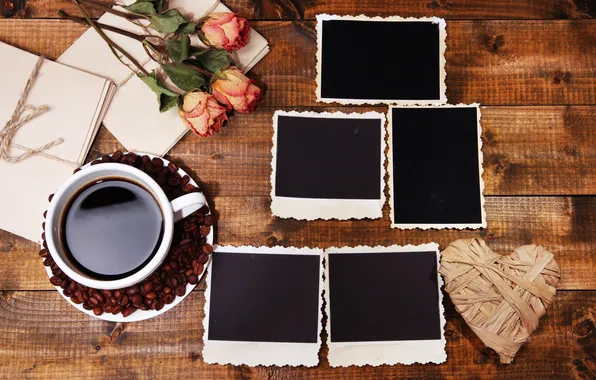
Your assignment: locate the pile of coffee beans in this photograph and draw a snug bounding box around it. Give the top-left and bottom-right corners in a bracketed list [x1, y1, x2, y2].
[39, 151, 214, 318]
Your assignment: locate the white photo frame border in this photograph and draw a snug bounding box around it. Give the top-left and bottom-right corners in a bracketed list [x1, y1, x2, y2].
[324, 243, 447, 367]
[315, 14, 447, 106]
[388, 104, 487, 230]
[203, 245, 324, 367]
[271, 110, 387, 220]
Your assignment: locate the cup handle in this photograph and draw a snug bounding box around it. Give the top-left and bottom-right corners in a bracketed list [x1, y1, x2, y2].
[170, 192, 207, 223]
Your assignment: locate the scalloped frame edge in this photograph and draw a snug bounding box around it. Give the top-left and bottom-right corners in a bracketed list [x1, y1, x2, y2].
[202, 245, 325, 367]
[324, 243, 447, 367]
[315, 14, 447, 106]
[387, 104, 487, 230]
[270, 110, 387, 221]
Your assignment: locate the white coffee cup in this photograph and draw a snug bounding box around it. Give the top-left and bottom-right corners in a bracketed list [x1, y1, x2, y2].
[44, 163, 206, 290]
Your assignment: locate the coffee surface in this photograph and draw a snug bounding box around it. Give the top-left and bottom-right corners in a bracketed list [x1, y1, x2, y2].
[62, 179, 164, 279]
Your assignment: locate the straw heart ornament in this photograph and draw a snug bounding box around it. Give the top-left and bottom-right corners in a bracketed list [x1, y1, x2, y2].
[439, 238, 560, 364]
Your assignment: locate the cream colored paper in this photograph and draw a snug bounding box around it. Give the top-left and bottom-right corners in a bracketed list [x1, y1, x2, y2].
[325, 244, 447, 367]
[58, 0, 269, 157]
[203, 245, 324, 367]
[271, 110, 387, 220]
[0, 42, 114, 242]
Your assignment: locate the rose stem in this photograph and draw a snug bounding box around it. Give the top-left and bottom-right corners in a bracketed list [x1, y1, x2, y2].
[185, 62, 213, 77]
[58, 10, 147, 42]
[77, 0, 146, 20]
[73, 0, 150, 76]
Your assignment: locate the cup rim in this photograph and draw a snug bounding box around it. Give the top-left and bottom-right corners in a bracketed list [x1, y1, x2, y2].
[45, 163, 175, 290]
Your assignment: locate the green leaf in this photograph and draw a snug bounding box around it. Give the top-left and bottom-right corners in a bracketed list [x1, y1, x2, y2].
[149, 9, 187, 33]
[138, 71, 180, 113]
[162, 63, 208, 92]
[166, 35, 191, 63]
[178, 22, 197, 34]
[123, 1, 157, 15]
[189, 49, 231, 73]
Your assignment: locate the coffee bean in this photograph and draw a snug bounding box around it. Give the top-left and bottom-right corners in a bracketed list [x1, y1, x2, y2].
[155, 298, 165, 311]
[93, 291, 104, 303]
[113, 290, 122, 298]
[125, 286, 140, 296]
[143, 281, 154, 292]
[193, 262, 203, 275]
[164, 293, 175, 304]
[112, 150, 123, 162]
[73, 167, 81, 174]
[138, 304, 149, 311]
[141, 155, 151, 165]
[200, 226, 211, 237]
[188, 274, 198, 285]
[103, 305, 114, 314]
[167, 162, 178, 173]
[164, 287, 172, 294]
[204, 215, 213, 226]
[48, 194, 54, 202]
[111, 306, 123, 315]
[145, 292, 158, 300]
[202, 244, 214, 255]
[75, 291, 85, 304]
[82, 304, 93, 311]
[101, 290, 112, 297]
[88, 297, 99, 306]
[152, 157, 163, 167]
[101, 155, 113, 163]
[93, 307, 104, 316]
[181, 175, 190, 186]
[70, 296, 82, 304]
[39, 249, 49, 258]
[198, 253, 209, 265]
[131, 294, 143, 306]
[121, 294, 129, 306]
[154, 284, 164, 292]
[175, 285, 186, 297]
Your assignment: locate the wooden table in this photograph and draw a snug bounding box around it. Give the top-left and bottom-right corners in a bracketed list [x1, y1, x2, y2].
[1, 1, 595, 379]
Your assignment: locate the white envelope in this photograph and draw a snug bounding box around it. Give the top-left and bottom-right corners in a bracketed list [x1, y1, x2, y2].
[59, 0, 269, 156]
[0, 42, 114, 242]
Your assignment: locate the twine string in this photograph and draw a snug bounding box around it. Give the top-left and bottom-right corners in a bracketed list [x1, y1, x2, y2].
[0, 57, 77, 167]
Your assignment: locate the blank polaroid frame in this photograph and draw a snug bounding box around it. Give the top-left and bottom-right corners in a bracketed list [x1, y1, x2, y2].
[324, 244, 446, 367]
[316, 14, 447, 105]
[388, 104, 487, 229]
[271, 110, 386, 220]
[203, 246, 324, 367]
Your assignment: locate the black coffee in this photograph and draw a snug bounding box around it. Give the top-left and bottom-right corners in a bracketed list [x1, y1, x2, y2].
[60, 178, 164, 280]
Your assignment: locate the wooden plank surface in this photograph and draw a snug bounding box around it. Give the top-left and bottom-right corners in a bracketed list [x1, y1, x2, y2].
[1, 20, 595, 106]
[5, 0, 596, 20]
[0, 1, 595, 379]
[0, 290, 594, 379]
[1, 196, 593, 291]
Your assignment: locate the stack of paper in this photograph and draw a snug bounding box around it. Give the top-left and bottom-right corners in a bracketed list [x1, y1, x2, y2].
[0, 42, 114, 243]
[59, 0, 270, 156]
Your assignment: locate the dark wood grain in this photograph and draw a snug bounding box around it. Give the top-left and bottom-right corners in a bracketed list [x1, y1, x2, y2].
[0, 290, 594, 379]
[0, 196, 593, 291]
[5, 0, 596, 20]
[0, 1, 595, 379]
[0, 20, 595, 106]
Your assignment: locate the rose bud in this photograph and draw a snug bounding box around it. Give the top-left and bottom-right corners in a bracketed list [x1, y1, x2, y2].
[211, 67, 262, 113]
[179, 91, 228, 137]
[201, 12, 250, 51]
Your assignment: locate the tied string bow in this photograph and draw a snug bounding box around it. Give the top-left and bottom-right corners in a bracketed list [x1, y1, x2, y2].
[0, 57, 76, 166]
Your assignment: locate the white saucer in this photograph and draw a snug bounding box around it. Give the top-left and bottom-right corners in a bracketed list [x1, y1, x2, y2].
[42, 153, 213, 322]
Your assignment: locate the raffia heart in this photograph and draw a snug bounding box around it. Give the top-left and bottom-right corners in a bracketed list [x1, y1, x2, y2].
[439, 238, 560, 364]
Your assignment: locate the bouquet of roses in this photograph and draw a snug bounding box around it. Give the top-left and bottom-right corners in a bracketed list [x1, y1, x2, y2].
[60, 0, 262, 137]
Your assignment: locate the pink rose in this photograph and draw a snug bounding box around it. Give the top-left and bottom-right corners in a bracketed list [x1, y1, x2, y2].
[201, 12, 250, 51]
[211, 67, 262, 113]
[179, 91, 228, 137]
